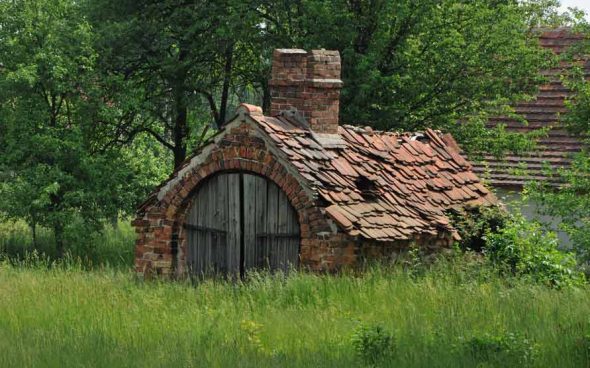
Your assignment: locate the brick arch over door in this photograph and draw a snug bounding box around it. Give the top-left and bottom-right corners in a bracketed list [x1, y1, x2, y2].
[156, 142, 331, 277]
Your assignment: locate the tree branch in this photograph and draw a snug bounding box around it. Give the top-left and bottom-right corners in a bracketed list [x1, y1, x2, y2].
[196, 89, 220, 126]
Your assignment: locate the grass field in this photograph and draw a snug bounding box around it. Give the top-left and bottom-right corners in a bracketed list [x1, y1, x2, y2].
[0, 260, 589, 368]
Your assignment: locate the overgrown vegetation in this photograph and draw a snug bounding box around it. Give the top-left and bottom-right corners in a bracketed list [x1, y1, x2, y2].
[485, 214, 584, 286]
[449, 207, 585, 286]
[448, 205, 508, 252]
[464, 332, 538, 366]
[0, 209, 588, 367]
[0, 259, 588, 368]
[351, 323, 396, 365]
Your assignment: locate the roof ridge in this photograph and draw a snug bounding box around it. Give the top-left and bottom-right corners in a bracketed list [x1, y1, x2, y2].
[341, 124, 441, 137]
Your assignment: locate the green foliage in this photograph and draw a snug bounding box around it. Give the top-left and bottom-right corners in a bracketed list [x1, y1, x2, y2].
[453, 115, 551, 160]
[448, 205, 509, 252]
[448, 205, 584, 286]
[82, 0, 573, 164]
[465, 332, 538, 366]
[86, 0, 266, 166]
[485, 214, 585, 287]
[0, 0, 167, 256]
[560, 20, 590, 137]
[0, 264, 589, 367]
[525, 24, 590, 262]
[351, 323, 395, 366]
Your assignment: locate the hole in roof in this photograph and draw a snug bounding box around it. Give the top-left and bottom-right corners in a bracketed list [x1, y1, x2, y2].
[355, 176, 378, 201]
[411, 133, 429, 143]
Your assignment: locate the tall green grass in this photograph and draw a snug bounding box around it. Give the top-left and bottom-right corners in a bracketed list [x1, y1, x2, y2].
[0, 261, 588, 367]
[0, 219, 135, 269]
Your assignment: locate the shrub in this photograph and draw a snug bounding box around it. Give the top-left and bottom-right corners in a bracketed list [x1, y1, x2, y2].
[448, 205, 584, 286]
[351, 323, 395, 366]
[484, 214, 585, 287]
[448, 205, 509, 252]
[466, 332, 538, 366]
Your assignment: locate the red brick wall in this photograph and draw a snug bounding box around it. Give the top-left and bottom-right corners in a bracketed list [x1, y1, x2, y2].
[269, 49, 343, 134]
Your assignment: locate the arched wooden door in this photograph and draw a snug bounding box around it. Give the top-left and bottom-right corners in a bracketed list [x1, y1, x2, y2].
[184, 172, 300, 277]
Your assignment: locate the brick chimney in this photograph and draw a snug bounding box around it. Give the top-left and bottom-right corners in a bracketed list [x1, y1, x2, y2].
[269, 49, 343, 134]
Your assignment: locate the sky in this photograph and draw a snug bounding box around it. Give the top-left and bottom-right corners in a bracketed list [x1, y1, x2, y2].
[559, 0, 590, 18]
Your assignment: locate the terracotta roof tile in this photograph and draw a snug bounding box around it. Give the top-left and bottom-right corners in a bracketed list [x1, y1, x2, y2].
[325, 205, 354, 230]
[254, 115, 497, 241]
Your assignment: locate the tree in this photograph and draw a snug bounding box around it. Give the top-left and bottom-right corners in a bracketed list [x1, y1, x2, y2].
[86, 0, 268, 168]
[0, 0, 164, 257]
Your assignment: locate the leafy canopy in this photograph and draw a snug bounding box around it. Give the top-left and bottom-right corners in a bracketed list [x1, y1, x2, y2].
[0, 0, 166, 256]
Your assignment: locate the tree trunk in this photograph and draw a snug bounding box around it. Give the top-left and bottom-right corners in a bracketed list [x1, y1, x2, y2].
[173, 102, 188, 168]
[218, 43, 234, 127]
[30, 222, 37, 250]
[172, 47, 189, 169]
[54, 222, 65, 259]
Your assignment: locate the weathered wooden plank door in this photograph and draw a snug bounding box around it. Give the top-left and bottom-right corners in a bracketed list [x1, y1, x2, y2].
[185, 173, 234, 276]
[185, 172, 299, 277]
[243, 174, 300, 273]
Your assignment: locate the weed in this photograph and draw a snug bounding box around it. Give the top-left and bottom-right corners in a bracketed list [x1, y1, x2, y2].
[351, 323, 395, 366]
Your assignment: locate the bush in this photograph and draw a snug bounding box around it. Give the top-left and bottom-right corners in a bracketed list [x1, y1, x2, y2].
[448, 205, 509, 252]
[485, 214, 585, 287]
[448, 205, 584, 286]
[351, 323, 395, 366]
[465, 332, 538, 366]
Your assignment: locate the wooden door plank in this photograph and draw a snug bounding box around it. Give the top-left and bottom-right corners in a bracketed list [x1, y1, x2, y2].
[242, 174, 257, 270]
[198, 177, 208, 276]
[287, 204, 300, 269]
[186, 172, 300, 278]
[186, 185, 197, 275]
[227, 173, 241, 275]
[202, 176, 212, 275]
[266, 182, 279, 270]
[217, 174, 228, 276]
[277, 189, 289, 272]
[284, 196, 293, 271]
[213, 174, 225, 275]
[255, 176, 268, 269]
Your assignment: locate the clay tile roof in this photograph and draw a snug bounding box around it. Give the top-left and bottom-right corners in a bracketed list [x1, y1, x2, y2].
[248, 112, 497, 242]
[472, 28, 587, 187]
